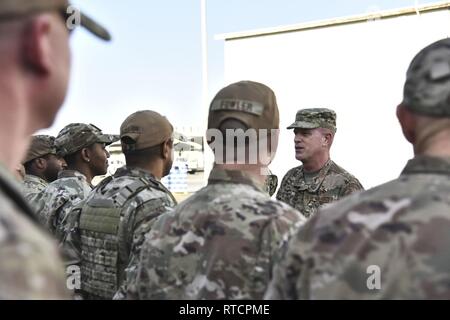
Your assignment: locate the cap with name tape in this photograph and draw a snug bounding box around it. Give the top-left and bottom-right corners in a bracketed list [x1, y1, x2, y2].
[208, 80, 279, 131]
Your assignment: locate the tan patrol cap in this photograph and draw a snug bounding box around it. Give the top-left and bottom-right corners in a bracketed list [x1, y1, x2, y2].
[208, 81, 280, 131]
[0, 0, 111, 41]
[23, 135, 58, 164]
[120, 110, 174, 153]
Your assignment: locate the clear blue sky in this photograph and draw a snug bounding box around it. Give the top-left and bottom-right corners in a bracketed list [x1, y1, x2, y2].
[42, 0, 438, 135]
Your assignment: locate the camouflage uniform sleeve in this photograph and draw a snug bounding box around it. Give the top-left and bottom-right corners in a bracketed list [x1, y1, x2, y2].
[254, 206, 305, 299]
[129, 198, 172, 255]
[276, 169, 295, 203]
[264, 213, 318, 300]
[39, 188, 71, 238]
[122, 211, 179, 300]
[59, 205, 83, 267]
[0, 212, 70, 299]
[26, 189, 50, 227]
[115, 197, 173, 299]
[114, 243, 140, 300]
[339, 176, 364, 198]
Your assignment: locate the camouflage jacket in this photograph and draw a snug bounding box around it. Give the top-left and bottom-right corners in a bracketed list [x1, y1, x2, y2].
[266, 156, 450, 300]
[125, 167, 305, 300]
[67, 166, 177, 299]
[276, 160, 363, 218]
[34, 170, 92, 240]
[21, 174, 48, 214]
[0, 163, 69, 299]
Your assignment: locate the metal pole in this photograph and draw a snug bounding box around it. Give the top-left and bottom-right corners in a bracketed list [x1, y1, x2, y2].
[200, 0, 213, 185]
[201, 0, 208, 102]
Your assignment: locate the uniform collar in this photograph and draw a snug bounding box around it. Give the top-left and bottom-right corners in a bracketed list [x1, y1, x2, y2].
[113, 165, 177, 204]
[58, 170, 87, 179]
[57, 170, 92, 187]
[115, 166, 159, 182]
[294, 159, 333, 192]
[208, 167, 265, 192]
[24, 174, 48, 186]
[402, 155, 450, 175]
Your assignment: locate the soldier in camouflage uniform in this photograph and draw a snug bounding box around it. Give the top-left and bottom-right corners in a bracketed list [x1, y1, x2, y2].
[21, 135, 66, 213]
[0, 0, 110, 298]
[64, 111, 178, 300]
[266, 38, 450, 300]
[276, 108, 363, 218]
[34, 123, 118, 240]
[125, 81, 305, 300]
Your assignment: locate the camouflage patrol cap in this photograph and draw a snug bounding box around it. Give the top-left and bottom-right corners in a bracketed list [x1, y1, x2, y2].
[120, 110, 174, 153]
[287, 108, 337, 132]
[208, 81, 280, 131]
[402, 38, 450, 117]
[55, 123, 119, 156]
[0, 0, 111, 41]
[23, 135, 58, 164]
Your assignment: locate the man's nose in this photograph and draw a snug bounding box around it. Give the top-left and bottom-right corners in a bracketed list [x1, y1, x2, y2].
[59, 158, 67, 167]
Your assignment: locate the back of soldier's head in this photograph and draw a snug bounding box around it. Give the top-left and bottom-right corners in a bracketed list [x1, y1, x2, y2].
[120, 110, 174, 166]
[400, 38, 450, 150]
[402, 38, 450, 117]
[207, 81, 280, 165]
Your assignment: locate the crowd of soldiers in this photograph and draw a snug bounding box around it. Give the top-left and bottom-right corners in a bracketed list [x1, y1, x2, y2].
[1, 0, 450, 300]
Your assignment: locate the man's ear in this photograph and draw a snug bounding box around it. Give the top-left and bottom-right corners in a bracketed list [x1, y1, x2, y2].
[35, 157, 47, 170]
[397, 104, 416, 144]
[21, 15, 52, 75]
[162, 139, 173, 160]
[81, 148, 91, 163]
[322, 132, 332, 147]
